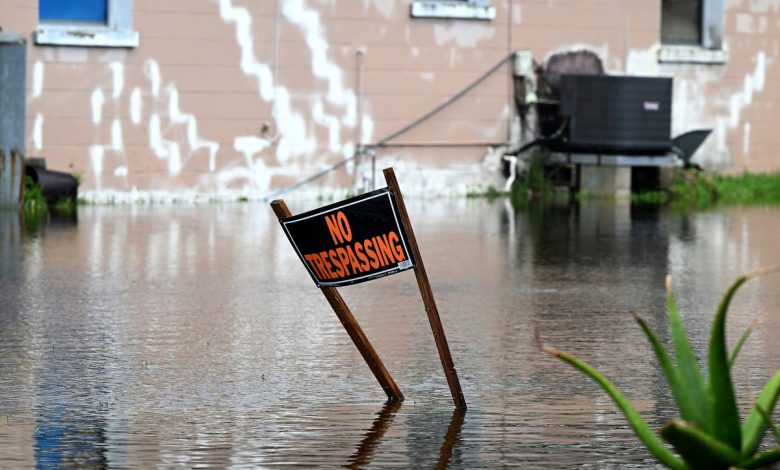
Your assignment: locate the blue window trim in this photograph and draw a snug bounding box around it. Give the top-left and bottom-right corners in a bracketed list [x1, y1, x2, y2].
[34, 0, 139, 48]
[39, 0, 108, 24]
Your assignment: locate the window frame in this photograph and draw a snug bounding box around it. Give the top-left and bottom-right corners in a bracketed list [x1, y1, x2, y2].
[660, 0, 703, 46]
[659, 0, 726, 64]
[410, 1, 496, 21]
[34, 0, 138, 48]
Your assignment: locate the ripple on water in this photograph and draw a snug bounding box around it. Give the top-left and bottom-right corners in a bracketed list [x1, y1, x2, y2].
[1, 202, 778, 467]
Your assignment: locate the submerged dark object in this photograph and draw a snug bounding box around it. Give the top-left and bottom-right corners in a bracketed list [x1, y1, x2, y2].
[25, 161, 78, 205]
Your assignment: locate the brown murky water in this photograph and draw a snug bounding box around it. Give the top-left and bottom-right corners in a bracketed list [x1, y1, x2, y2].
[1, 200, 779, 468]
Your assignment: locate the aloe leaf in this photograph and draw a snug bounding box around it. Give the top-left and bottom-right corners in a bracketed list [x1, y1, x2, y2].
[707, 274, 749, 451]
[737, 447, 780, 469]
[665, 276, 710, 431]
[659, 419, 741, 470]
[635, 315, 704, 426]
[545, 346, 688, 470]
[755, 404, 780, 443]
[742, 369, 780, 457]
[728, 319, 756, 368]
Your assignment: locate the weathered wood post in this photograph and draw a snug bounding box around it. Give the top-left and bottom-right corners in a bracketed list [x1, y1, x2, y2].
[383, 168, 467, 409]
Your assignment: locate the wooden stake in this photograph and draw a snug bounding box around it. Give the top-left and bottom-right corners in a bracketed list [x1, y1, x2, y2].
[271, 199, 404, 402]
[383, 167, 467, 409]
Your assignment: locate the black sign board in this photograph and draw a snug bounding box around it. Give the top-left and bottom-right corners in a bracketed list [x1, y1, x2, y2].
[278, 187, 415, 287]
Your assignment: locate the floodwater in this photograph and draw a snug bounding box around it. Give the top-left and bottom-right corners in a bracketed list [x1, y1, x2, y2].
[1, 199, 779, 468]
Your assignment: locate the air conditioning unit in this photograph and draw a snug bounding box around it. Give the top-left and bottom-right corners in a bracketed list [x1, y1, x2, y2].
[557, 74, 673, 155]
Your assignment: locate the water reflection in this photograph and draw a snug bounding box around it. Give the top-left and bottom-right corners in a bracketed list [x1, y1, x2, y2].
[436, 408, 466, 469]
[0, 201, 778, 468]
[33, 409, 108, 468]
[0, 210, 21, 276]
[346, 400, 400, 468]
[344, 401, 466, 469]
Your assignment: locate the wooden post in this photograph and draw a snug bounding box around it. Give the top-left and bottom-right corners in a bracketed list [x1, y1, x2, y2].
[383, 167, 467, 409]
[271, 199, 404, 402]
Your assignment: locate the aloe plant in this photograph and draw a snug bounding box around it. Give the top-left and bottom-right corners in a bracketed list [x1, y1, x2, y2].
[545, 268, 780, 470]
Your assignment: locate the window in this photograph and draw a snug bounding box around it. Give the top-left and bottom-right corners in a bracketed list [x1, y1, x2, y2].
[40, 0, 108, 24]
[659, 0, 726, 64]
[35, 0, 139, 48]
[410, 1, 496, 21]
[661, 0, 701, 45]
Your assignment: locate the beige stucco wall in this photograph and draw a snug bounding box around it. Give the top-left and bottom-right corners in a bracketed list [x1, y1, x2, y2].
[3, 0, 779, 202]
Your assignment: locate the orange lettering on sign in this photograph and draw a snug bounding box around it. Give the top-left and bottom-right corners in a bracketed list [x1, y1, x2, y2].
[364, 239, 380, 269]
[388, 231, 405, 262]
[336, 247, 350, 277]
[325, 211, 352, 245]
[304, 253, 326, 279]
[376, 234, 395, 265]
[303, 228, 410, 283]
[328, 249, 344, 277]
[354, 242, 370, 271]
[345, 245, 363, 273]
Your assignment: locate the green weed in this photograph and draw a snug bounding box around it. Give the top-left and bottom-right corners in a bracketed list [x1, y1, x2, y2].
[510, 151, 557, 206]
[646, 169, 780, 207]
[52, 197, 75, 214]
[22, 176, 47, 215]
[466, 185, 504, 201]
[632, 191, 670, 205]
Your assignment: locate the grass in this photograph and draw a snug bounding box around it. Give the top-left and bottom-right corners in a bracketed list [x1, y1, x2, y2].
[708, 171, 780, 204]
[51, 197, 76, 214]
[510, 151, 560, 206]
[466, 185, 504, 201]
[633, 169, 780, 208]
[631, 190, 670, 205]
[21, 176, 79, 231]
[22, 176, 47, 215]
[544, 268, 780, 469]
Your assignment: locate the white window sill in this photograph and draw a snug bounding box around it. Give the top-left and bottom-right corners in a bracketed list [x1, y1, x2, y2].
[658, 45, 728, 65]
[35, 24, 138, 48]
[411, 1, 496, 20]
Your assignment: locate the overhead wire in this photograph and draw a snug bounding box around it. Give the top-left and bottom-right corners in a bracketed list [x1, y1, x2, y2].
[265, 52, 516, 201]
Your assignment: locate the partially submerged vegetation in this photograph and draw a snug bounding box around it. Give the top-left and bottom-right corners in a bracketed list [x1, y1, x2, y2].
[465, 185, 503, 201]
[508, 152, 567, 206]
[635, 169, 780, 207]
[545, 268, 780, 469]
[22, 176, 48, 216]
[499, 159, 780, 208]
[21, 176, 78, 231]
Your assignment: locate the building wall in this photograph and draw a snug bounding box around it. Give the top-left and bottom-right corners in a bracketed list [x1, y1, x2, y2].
[2, 0, 779, 202]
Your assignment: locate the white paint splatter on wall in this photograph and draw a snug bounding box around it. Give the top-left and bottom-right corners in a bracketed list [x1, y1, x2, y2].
[130, 87, 142, 125]
[216, 0, 367, 196]
[434, 22, 495, 48]
[32, 61, 44, 98]
[110, 62, 124, 99]
[32, 114, 43, 151]
[91, 88, 105, 125]
[730, 52, 765, 129]
[28, 61, 46, 151]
